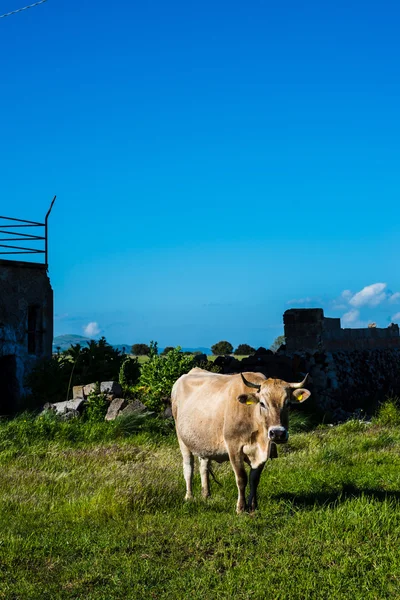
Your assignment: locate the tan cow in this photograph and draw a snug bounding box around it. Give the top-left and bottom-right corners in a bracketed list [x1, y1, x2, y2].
[171, 367, 310, 513]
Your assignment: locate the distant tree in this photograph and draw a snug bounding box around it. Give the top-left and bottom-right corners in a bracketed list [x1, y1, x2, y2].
[234, 344, 256, 356]
[270, 335, 285, 353]
[161, 346, 175, 355]
[149, 340, 158, 358]
[211, 341, 234, 355]
[255, 346, 269, 355]
[131, 343, 150, 356]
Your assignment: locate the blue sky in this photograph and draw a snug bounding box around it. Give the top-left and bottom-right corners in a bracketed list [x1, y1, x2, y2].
[1, 0, 400, 348]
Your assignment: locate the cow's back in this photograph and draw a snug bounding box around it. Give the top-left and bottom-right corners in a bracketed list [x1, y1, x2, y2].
[172, 368, 233, 459]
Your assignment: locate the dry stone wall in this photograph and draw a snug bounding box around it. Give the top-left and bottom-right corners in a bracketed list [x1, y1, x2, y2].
[214, 346, 400, 421]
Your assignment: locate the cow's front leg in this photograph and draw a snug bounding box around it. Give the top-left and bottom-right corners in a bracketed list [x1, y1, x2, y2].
[248, 463, 265, 512]
[199, 457, 211, 498]
[229, 452, 248, 513]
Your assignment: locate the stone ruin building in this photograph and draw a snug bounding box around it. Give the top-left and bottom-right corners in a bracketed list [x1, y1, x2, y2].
[215, 308, 400, 421]
[283, 308, 400, 353]
[0, 202, 55, 413]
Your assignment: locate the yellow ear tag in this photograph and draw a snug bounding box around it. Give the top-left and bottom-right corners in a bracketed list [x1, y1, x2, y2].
[297, 394, 303, 401]
[246, 400, 256, 405]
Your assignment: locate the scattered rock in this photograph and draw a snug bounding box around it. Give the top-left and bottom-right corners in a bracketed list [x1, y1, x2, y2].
[120, 400, 147, 417]
[100, 381, 123, 396]
[60, 409, 80, 421]
[163, 405, 173, 419]
[83, 383, 97, 396]
[50, 398, 86, 415]
[105, 398, 128, 421]
[72, 385, 84, 399]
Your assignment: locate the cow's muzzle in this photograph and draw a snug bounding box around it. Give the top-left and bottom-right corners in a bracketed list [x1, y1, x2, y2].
[268, 426, 288, 444]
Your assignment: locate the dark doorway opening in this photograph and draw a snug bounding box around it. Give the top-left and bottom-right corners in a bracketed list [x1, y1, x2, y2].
[0, 355, 19, 414]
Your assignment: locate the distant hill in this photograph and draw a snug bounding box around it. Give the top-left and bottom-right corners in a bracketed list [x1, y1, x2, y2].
[53, 334, 90, 352]
[53, 336, 212, 355]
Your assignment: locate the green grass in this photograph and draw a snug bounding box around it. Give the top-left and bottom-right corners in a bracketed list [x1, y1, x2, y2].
[2, 413, 400, 598]
[207, 354, 249, 361]
[133, 354, 249, 364]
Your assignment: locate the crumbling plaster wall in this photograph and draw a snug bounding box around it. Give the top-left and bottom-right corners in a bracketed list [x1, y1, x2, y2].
[0, 259, 53, 409]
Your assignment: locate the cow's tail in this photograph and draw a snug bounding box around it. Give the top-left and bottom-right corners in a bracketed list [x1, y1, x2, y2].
[208, 464, 222, 487]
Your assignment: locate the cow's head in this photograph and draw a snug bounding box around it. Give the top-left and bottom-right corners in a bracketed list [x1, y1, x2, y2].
[237, 373, 311, 443]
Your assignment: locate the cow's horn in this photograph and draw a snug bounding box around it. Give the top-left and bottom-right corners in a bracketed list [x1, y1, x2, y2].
[240, 373, 261, 391]
[289, 373, 309, 389]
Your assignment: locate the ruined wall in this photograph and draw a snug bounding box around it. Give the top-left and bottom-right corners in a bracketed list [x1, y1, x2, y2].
[284, 308, 400, 353]
[0, 259, 53, 412]
[214, 347, 400, 421]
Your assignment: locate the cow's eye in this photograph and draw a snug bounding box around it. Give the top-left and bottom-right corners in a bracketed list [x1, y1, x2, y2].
[260, 401, 266, 409]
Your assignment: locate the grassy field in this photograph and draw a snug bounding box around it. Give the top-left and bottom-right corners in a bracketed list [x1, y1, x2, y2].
[134, 354, 249, 364]
[1, 410, 400, 599]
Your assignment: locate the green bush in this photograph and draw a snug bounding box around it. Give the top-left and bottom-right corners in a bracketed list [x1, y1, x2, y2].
[24, 355, 72, 406]
[85, 392, 109, 422]
[138, 347, 198, 412]
[25, 337, 125, 408]
[373, 398, 400, 427]
[119, 356, 141, 387]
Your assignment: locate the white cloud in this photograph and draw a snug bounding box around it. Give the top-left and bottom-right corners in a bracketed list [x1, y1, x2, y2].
[83, 322, 101, 337]
[389, 292, 400, 304]
[391, 312, 400, 323]
[348, 283, 387, 308]
[342, 309, 360, 325]
[341, 290, 353, 301]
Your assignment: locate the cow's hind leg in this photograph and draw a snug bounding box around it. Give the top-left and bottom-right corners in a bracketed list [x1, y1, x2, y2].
[178, 438, 194, 500]
[199, 457, 211, 498]
[229, 451, 248, 513]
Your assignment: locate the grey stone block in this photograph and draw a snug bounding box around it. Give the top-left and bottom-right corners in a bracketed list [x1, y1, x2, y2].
[83, 383, 97, 397]
[51, 398, 86, 415]
[73, 385, 84, 399]
[120, 400, 147, 417]
[105, 398, 127, 421]
[100, 381, 122, 396]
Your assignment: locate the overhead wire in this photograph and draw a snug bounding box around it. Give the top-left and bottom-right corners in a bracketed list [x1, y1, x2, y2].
[0, 0, 48, 19]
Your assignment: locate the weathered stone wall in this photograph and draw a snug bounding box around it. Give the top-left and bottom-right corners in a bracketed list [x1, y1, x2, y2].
[284, 308, 400, 353]
[214, 346, 400, 421]
[0, 259, 53, 412]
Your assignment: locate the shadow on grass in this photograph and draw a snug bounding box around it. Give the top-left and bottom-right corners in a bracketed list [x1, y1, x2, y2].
[273, 484, 400, 508]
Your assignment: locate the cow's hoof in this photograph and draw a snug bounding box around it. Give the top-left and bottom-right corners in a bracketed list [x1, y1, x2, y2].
[184, 494, 193, 501]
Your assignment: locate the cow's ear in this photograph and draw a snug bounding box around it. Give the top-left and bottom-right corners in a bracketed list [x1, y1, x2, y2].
[291, 388, 311, 404]
[237, 394, 259, 406]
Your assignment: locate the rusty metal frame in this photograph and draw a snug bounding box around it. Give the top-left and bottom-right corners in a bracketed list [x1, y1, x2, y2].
[0, 196, 56, 269]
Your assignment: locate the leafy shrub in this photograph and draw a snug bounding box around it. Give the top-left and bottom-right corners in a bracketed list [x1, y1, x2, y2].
[211, 341, 233, 355]
[119, 357, 141, 387]
[25, 355, 73, 406]
[64, 337, 124, 384]
[85, 392, 109, 422]
[138, 347, 198, 412]
[373, 398, 400, 427]
[25, 337, 124, 408]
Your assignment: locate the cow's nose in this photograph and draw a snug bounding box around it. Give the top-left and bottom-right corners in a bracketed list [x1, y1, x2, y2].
[268, 426, 288, 443]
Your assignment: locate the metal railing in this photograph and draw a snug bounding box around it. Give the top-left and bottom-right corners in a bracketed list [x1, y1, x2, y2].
[0, 196, 56, 269]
